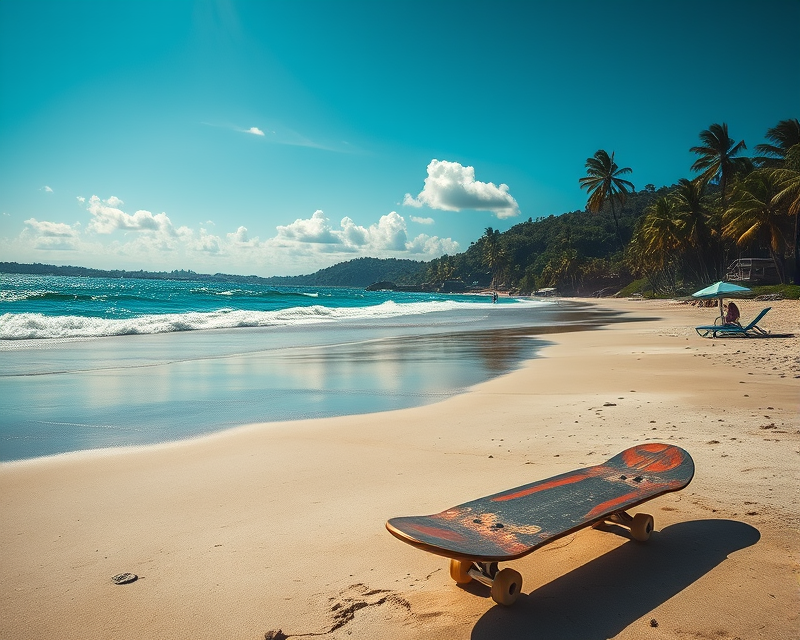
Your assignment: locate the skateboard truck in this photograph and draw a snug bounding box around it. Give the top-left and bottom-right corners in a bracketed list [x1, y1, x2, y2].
[446, 508, 653, 607]
[449, 559, 523, 606]
[592, 510, 655, 541]
[466, 561, 498, 587]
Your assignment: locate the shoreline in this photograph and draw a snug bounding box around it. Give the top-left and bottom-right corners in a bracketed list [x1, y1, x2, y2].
[0, 299, 622, 463]
[1, 298, 798, 639]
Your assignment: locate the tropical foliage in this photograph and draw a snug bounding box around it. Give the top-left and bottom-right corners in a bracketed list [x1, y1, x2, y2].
[441, 118, 799, 294]
[628, 120, 799, 291]
[754, 118, 800, 168]
[579, 150, 635, 249]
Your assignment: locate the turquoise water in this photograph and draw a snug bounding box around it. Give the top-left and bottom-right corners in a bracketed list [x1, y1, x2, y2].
[0, 274, 512, 339]
[0, 274, 617, 461]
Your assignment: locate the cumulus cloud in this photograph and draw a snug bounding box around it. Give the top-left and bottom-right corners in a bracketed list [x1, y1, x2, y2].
[410, 216, 435, 225]
[24, 218, 78, 238]
[247, 127, 265, 136]
[403, 159, 520, 219]
[275, 210, 340, 244]
[22, 217, 79, 250]
[191, 229, 223, 254]
[228, 226, 249, 243]
[367, 212, 408, 250]
[274, 210, 408, 250]
[339, 216, 369, 246]
[227, 226, 261, 248]
[270, 209, 457, 258]
[406, 234, 459, 255]
[8, 193, 460, 273]
[85, 195, 177, 235]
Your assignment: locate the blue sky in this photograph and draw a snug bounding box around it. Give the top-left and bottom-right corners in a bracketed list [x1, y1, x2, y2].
[1, 0, 798, 277]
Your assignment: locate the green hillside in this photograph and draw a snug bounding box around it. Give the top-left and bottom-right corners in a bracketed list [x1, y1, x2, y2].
[259, 257, 426, 287]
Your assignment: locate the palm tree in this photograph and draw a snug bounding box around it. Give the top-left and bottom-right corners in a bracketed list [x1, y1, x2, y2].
[754, 118, 800, 168]
[482, 227, 504, 287]
[541, 249, 579, 290]
[672, 178, 713, 282]
[772, 143, 800, 283]
[690, 123, 751, 277]
[627, 197, 682, 294]
[723, 170, 793, 283]
[690, 123, 750, 209]
[429, 255, 456, 283]
[579, 150, 634, 250]
[639, 197, 684, 265]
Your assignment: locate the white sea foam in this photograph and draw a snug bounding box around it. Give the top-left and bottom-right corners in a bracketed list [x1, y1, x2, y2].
[0, 298, 546, 340]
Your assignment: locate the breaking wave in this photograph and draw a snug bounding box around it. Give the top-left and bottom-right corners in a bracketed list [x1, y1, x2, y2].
[0, 299, 510, 340]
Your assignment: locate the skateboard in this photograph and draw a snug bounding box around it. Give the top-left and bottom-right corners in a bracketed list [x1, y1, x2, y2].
[386, 443, 694, 606]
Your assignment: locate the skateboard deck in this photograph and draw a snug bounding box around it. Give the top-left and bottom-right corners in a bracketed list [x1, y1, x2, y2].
[386, 443, 694, 605]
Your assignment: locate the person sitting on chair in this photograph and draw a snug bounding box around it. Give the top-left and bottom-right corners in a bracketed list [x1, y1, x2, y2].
[724, 301, 741, 325]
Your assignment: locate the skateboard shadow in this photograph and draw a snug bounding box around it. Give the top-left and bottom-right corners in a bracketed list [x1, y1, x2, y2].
[470, 519, 760, 640]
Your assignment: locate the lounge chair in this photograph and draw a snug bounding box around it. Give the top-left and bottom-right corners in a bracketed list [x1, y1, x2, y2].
[695, 307, 771, 338]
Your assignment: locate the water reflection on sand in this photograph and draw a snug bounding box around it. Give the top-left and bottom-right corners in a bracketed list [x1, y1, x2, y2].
[0, 302, 626, 461]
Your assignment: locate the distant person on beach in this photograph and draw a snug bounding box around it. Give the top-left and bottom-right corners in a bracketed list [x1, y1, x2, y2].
[492, 291, 498, 303]
[724, 301, 741, 325]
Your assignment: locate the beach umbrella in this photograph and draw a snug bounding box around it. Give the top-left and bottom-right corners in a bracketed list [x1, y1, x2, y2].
[692, 281, 751, 323]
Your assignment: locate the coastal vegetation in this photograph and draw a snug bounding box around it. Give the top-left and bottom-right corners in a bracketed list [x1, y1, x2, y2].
[3, 119, 797, 297]
[430, 118, 800, 296]
[0, 257, 426, 289]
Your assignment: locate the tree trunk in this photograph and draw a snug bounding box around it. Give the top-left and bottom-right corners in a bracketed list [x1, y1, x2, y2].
[769, 246, 786, 284]
[609, 199, 623, 251]
[794, 211, 800, 285]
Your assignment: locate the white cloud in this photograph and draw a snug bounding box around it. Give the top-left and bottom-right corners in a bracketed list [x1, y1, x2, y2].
[410, 216, 435, 225]
[85, 195, 177, 235]
[403, 194, 423, 208]
[227, 226, 261, 248]
[228, 226, 249, 243]
[24, 218, 78, 238]
[247, 127, 265, 136]
[406, 234, 459, 255]
[269, 209, 457, 258]
[6, 195, 459, 275]
[339, 216, 369, 246]
[191, 229, 223, 254]
[22, 217, 79, 250]
[43, 186, 53, 193]
[275, 210, 340, 244]
[367, 211, 408, 250]
[404, 159, 520, 219]
[273, 210, 407, 250]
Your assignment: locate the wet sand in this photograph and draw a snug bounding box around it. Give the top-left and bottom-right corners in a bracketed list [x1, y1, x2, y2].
[0, 301, 619, 462]
[1, 298, 798, 639]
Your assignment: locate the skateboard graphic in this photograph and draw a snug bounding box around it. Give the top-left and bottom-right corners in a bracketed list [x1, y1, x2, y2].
[386, 443, 694, 606]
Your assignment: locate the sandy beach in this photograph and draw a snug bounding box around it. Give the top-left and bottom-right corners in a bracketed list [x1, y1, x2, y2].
[1, 297, 798, 640]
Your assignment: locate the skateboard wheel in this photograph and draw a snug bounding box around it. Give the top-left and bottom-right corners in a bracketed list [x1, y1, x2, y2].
[491, 568, 522, 606]
[449, 559, 473, 584]
[631, 513, 654, 541]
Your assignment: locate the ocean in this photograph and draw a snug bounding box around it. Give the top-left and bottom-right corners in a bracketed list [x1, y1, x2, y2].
[0, 274, 619, 462]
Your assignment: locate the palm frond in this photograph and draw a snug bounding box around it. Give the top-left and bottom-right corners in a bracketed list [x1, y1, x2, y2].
[755, 118, 800, 157]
